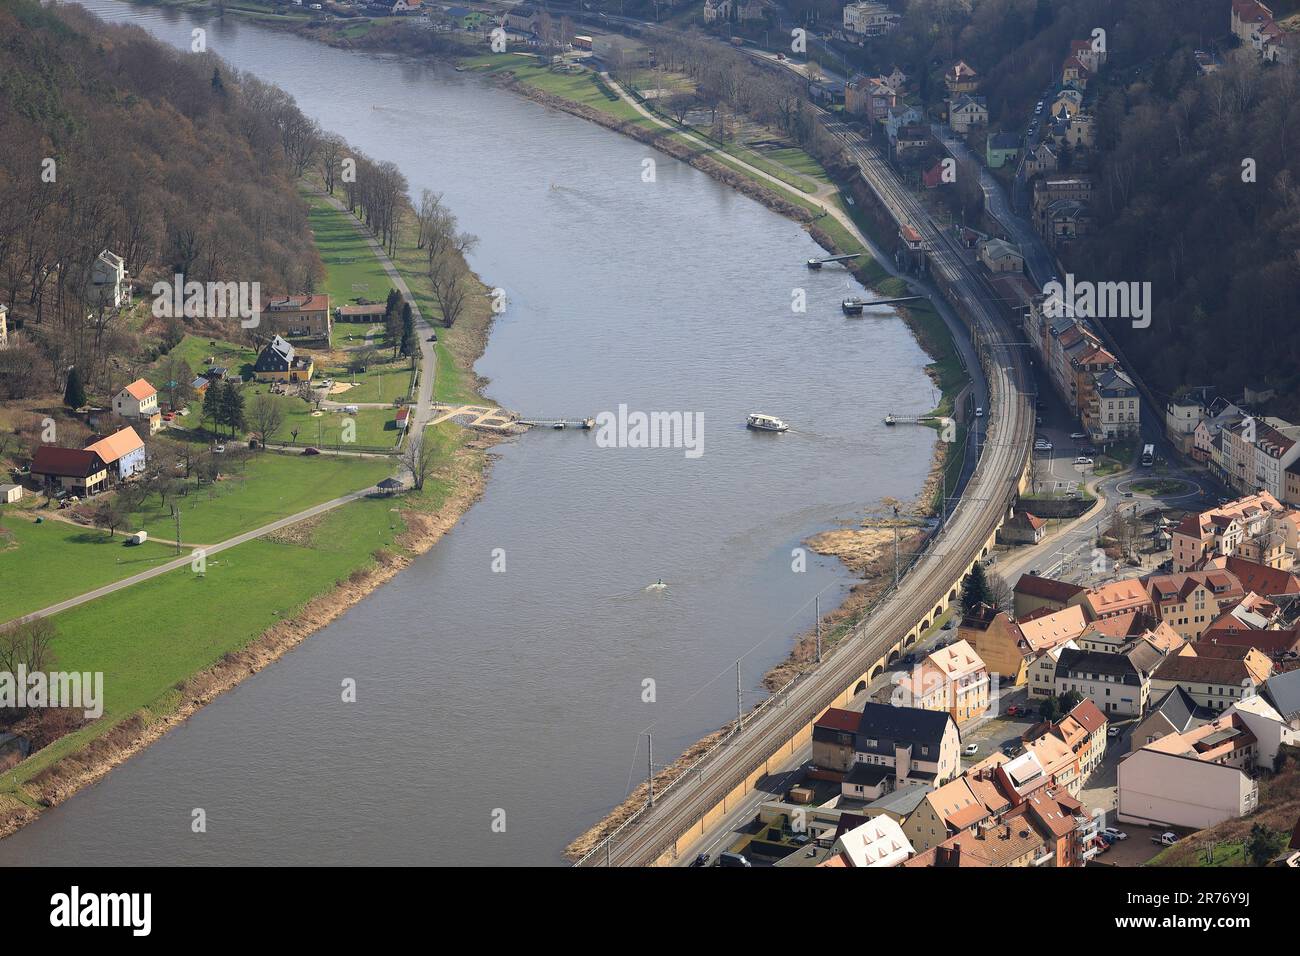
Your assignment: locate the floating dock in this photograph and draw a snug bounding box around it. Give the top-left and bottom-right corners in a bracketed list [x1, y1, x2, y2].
[807, 253, 861, 269]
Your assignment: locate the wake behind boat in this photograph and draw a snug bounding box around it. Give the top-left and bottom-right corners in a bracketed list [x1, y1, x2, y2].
[747, 413, 789, 432]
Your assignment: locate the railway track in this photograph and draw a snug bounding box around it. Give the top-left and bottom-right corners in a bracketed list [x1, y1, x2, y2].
[577, 120, 1034, 867]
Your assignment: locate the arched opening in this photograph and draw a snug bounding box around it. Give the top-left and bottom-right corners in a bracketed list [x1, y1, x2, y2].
[870, 665, 883, 680]
[888, 649, 900, 665]
[934, 605, 943, 619]
[950, 588, 959, 601]
[981, 547, 989, 558]
[854, 680, 868, 695]
[921, 619, 930, 632]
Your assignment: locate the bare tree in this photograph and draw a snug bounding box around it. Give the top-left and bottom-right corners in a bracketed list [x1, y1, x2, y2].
[400, 433, 438, 491]
[0, 618, 58, 688]
[248, 392, 286, 450]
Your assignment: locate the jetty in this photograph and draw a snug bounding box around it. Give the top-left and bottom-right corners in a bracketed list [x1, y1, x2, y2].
[517, 417, 596, 430]
[806, 253, 861, 269]
[884, 413, 944, 426]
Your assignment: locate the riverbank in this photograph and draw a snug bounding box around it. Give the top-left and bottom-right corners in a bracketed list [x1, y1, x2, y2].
[0, 184, 501, 841]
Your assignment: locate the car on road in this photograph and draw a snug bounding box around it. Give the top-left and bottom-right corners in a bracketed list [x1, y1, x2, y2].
[974, 406, 984, 417]
[213, 444, 225, 454]
[1034, 102, 1043, 114]
[1122, 491, 1134, 497]
[1070, 431, 1087, 440]
[1102, 827, 1128, 842]
[1035, 441, 1053, 452]
[1076, 456, 1094, 466]
[427, 333, 438, 342]
[689, 853, 710, 867]
[963, 743, 979, 756]
[1005, 705, 1022, 717]
[1107, 724, 1122, 738]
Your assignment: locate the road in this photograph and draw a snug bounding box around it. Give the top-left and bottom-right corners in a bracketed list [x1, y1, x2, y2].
[9, 485, 380, 626]
[579, 112, 1034, 867]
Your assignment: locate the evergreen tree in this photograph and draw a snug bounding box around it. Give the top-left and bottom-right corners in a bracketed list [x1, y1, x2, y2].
[211, 67, 226, 96]
[202, 381, 223, 434]
[63, 367, 86, 409]
[960, 561, 994, 617]
[399, 302, 415, 358]
[219, 381, 246, 438]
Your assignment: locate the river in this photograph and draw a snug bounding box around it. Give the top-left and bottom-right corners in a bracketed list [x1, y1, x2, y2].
[1, 0, 939, 865]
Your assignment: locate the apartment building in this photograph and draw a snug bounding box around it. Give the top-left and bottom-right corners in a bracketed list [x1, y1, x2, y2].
[1145, 569, 1246, 641]
[902, 640, 991, 724]
[1054, 644, 1162, 717]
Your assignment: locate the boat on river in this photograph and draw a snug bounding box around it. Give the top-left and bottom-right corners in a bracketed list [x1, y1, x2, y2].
[747, 413, 789, 432]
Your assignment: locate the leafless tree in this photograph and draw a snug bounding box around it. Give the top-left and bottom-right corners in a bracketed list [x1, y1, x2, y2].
[400, 433, 438, 491]
[248, 393, 286, 449]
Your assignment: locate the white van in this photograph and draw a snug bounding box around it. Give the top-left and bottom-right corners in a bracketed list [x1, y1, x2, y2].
[344, 404, 359, 416]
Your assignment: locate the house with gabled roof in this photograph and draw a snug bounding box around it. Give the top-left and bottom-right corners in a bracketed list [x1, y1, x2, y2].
[30, 446, 109, 496]
[254, 335, 314, 384]
[112, 378, 161, 434]
[1150, 650, 1267, 714]
[85, 425, 146, 482]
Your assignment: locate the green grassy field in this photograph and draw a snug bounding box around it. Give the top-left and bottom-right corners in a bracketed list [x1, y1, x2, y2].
[1, 489, 412, 790]
[152, 334, 258, 387]
[123, 451, 392, 544]
[319, 359, 413, 405]
[303, 188, 396, 311]
[0, 516, 183, 622]
[267, 399, 397, 449]
[463, 54, 653, 126]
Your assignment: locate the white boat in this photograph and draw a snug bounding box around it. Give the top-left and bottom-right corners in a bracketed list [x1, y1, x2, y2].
[747, 413, 789, 432]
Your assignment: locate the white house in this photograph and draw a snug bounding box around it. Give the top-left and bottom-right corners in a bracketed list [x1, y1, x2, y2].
[1117, 713, 1260, 829]
[89, 249, 130, 309]
[842, 1, 899, 37]
[1228, 695, 1297, 767]
[948, 94, 988, 134]
[113, 378, 160, 431]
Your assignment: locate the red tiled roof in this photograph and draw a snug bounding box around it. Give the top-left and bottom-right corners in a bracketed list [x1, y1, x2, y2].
[31, 445, 105, 478]
[815, 707, 859, 734]
[1224, 557, 1300, 597]
[1014, 574, 1084, 603]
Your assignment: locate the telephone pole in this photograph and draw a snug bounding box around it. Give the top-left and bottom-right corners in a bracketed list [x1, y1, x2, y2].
[736, 660, 743, 730]
[815, 595, 822, 663]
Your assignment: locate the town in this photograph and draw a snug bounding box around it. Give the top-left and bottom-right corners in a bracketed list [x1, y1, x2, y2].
[0, 0, 1297, 898]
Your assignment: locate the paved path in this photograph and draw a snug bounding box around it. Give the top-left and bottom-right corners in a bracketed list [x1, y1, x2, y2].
[10, 485, 379, 626]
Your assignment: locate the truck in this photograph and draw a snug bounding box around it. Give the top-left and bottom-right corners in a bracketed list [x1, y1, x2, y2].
[1150, 831, 1178, 846]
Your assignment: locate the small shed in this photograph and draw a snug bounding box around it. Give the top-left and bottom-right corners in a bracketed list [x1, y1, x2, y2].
[0, 483, 23, 504]
[128, 530, 148, 545]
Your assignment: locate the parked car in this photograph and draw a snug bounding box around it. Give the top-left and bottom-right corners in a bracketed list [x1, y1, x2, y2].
[1102, 827, 1128, 842]
[1070, 431, 1087, 440]
[1076, 456, 1094, 466]
[213, 444, 226, 454]
[974, 406, 984, 417]
[1005, 705, 1021, 717]
[963, 743, 979, 756]
[689, 852, 710, 867]
[1107, 725, 1122, 738]
[1151, 831, 1178, 846]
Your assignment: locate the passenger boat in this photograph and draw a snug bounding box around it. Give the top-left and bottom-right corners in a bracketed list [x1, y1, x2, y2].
[747, 413, 789, 432]
[841, 297, 866, 315]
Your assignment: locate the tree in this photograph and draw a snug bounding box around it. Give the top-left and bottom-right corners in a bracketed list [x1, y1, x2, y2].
[248, 392, 285, 449]
[201, 383, 223, 435]
[960, 561, 994, 616]
[92, 496, 127, 537]
[1245, 823, 1286, 866]
[0, 618, 58, 709]
[400, 433, 438, 491]
[989, 572, 1014, 613]
[63, 367, 86, 409]
[430, 257, 468, 329]
[399, 301, 416, 360]
[219, 381, 246, 438]
[158, 354, 194, 411]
